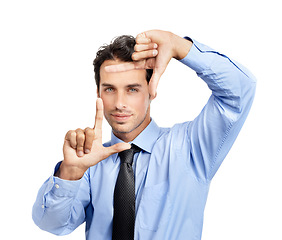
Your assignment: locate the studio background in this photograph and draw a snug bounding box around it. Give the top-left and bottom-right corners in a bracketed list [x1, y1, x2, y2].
[1, 0, 281, 239]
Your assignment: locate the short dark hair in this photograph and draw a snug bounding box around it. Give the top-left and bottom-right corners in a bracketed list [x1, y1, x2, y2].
[93, 35, 153, 91]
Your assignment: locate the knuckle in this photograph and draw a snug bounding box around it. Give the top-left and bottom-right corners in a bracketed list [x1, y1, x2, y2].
[66, 130, 74, 137]
[134, 44, 139, 51]
[87, 130, 95, 138]
[85, 127, 94, 134]
[131, 53, 138, 61]
[66, 130, 73, 135]
[70, 131, 76, 138]
[135, 34, 143, 43]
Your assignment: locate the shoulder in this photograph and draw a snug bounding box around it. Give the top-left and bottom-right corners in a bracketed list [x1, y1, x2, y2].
[163, 121, 191, 134]
[157, 121, 192, 143]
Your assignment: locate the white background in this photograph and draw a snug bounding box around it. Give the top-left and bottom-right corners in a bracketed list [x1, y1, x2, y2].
[1, 0, 281, 239]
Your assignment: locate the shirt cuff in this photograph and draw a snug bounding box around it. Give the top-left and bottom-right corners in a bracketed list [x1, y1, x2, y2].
[46, 161, 82, 198]
[179, 37, 216, 73]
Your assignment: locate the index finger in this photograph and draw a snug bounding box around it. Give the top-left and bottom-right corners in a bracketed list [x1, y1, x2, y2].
[104, 62, 136, 73]
[94, 98, 104, 139]
[104, 60, 147, 73]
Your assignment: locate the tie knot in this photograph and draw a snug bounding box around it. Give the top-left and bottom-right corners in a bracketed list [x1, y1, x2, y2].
[118, 144, 141, 165]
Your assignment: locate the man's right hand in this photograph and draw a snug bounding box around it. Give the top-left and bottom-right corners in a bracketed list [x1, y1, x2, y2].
[56, 98, 131, 180]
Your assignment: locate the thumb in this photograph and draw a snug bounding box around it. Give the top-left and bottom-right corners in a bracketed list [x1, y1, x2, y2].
[104, 142, 131, 157]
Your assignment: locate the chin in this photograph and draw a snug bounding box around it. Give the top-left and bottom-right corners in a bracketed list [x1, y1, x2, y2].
[112, 124, 134, 134]
[107, 113, 150, 138]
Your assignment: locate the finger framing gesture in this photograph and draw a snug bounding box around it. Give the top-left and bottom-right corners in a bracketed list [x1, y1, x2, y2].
[105, 30, 192, 99]
[58, 98, 131, 180]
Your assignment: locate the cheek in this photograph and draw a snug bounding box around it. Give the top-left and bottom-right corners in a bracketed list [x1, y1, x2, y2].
[130, 95, 150, 114]
[100, 95, 112, 111]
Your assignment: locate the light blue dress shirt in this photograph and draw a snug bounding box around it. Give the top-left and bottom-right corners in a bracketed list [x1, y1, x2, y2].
[32, 37, 256, 240]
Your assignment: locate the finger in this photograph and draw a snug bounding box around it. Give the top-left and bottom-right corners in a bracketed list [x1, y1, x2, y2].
[94, 98, 104, 139]
[134, 43, 158, 52]
[84, 127, 94, 153]
[65, 130, 77, 149]
[105, 60, 148, 72]
[132, 49, 158, 61]
[136, 32, 151, 44]
[144, 58, 155, 69]
[104, 142, 131, 158]
[149, 71, 161, 100]
[104, 62, 136, 73]
[63, 137, 71, 150]
[76, 128, 85, 157]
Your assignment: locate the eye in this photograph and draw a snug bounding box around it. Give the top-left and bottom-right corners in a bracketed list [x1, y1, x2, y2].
[105, 87, 114, 93]
[128, 88, 138, 93]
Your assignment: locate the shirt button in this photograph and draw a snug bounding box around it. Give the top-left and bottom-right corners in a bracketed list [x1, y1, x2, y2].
[55, 184, 60, 189]
[41, 205, 45, 209]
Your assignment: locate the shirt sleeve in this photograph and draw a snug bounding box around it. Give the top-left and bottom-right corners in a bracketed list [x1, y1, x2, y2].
[179, 38, 257, 181]
[32, 162, 91, 235]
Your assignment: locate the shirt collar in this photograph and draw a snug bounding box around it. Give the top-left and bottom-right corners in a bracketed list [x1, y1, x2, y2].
[111, 119, 160, 162]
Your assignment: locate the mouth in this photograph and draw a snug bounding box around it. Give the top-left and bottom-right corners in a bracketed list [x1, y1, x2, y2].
[111, 113, 132, 122]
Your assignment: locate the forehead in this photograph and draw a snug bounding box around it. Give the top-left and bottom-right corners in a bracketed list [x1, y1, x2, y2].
[100, 60, 147, 86]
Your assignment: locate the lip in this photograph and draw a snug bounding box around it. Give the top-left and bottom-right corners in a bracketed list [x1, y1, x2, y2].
[111, 113, 132, 122]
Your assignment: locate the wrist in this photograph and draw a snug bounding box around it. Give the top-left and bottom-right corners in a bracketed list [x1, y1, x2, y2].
[172, 34, 193, 60]
[55, 161, 87, 181]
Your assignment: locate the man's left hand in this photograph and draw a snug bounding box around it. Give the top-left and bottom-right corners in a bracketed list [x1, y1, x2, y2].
[105, 30, 192, 99]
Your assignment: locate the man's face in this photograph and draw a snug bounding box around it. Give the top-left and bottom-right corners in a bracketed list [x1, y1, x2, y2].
[98, 60, 151, 142]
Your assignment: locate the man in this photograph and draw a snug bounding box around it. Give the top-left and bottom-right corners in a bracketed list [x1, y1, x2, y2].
[32, 30, 256, 239]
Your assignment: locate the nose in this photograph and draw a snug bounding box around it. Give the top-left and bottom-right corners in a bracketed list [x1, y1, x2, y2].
[115, 91, 127, 110]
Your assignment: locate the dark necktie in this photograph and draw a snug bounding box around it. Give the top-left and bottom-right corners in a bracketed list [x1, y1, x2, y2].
[112, 144, 141, 240]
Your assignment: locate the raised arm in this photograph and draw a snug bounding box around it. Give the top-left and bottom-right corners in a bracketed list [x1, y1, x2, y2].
[181, 39, 257, 180]
[106, 29, 257, 181]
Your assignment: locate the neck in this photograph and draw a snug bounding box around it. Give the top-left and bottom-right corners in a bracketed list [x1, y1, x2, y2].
[113, 132, 137, 143]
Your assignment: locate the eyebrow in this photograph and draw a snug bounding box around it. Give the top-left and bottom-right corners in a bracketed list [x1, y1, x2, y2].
[126, 84, 142, 88]
[101, 83, 142, 88]
[101, 83, 114, 87]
